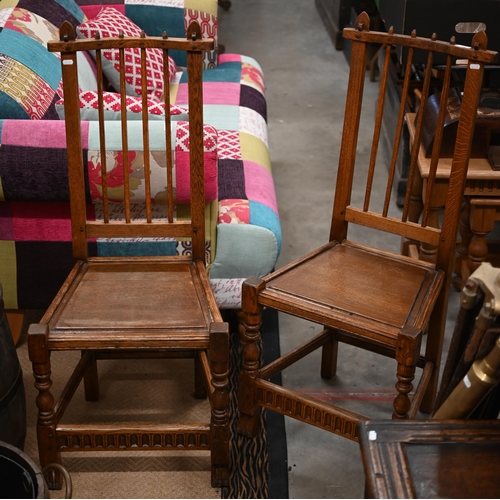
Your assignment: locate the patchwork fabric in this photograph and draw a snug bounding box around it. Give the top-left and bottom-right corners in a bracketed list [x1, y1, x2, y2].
[55, 90, 188, 120]
[170, 52, 281, 296]
[76, 7, 176, 99]
[12, 0, 86, 28]
[124, 0, 218, 69]
[171, 53, 280, 247]
[0, 6, 97, 120]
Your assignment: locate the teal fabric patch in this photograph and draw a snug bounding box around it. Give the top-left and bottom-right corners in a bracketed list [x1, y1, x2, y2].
[54, 0, 86, 23]
[97, 240, 177, 257]
[125, 5, 187, 66]
[180, 62, 242, 84]
[0, 94, 30, 120]
[0, 30, 61, 90]
[88, 121, 174, 151]
[209, 223, 279, 279]
[249, 201, 282, 255]
[202, 105, 240, 131]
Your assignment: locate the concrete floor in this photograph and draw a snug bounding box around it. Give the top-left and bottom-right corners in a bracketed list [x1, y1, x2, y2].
[219, 2, 462, 498]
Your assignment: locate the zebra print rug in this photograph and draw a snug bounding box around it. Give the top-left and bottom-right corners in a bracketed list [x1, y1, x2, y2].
[221, 309, 288, 499]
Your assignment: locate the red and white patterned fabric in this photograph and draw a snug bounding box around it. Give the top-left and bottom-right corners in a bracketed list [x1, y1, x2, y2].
[55, 91, 187, 120]
[76, 7, 177, 100]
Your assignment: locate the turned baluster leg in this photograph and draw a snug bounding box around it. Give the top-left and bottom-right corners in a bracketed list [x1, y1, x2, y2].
[467, 204, 497, 275]
[27, 324, 62, 490]
[237, 277, 265, 438]
[393, 325, 422, 420]
[209, 322, 229, 487]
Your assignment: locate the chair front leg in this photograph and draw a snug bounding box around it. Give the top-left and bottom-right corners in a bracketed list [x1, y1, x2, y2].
[237, 278, 265, 438]
[209, 322, 230, 487]
[393, 325, 422, 420]
[27, 324, 62, 490]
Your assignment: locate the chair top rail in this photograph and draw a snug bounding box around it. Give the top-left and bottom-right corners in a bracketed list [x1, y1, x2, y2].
[48, 21, 214, 54]
[343, 24, 498, 64]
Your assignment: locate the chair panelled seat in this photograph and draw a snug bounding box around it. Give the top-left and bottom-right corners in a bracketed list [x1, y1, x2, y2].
[28, 21, 229, 489]
[259, 241, 444, 344]
[237, 11, 498, 442]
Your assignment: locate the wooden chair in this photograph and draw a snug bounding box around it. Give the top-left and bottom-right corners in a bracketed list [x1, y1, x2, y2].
[237, 12, 498, 441]
[27, 22, 229, 488]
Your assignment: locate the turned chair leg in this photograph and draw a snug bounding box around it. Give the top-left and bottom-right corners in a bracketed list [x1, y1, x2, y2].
[393, 325, 422, 420]
[28, 324, 62, 490]
[237, 278, 265, 438]
[209, 323, 230, 487]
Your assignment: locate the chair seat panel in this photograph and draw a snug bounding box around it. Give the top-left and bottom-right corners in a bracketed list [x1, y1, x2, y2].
[262, 242, 442, 341]
[47, 260, 214, 347]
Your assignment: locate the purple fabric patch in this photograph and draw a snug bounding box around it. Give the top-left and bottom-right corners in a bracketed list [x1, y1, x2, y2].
[240, 85, 267, 122]
[0, 145, 70, 201]
[218, 159, 247, 201]
[17, 0, 80, 27]
[42, 94, 64, 121]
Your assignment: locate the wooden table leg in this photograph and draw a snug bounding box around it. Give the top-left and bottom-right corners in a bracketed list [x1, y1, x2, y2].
[467, 204, 498, 276]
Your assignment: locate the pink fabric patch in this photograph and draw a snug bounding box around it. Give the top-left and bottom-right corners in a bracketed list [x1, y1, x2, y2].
[1, 121, 90, 149]
[218, 54, 242, 64]
[80, 5, 126, 20]
[175, 151, 218, 203]
[243, 161, 278, 214]
[11, 202, 96, 241]
[174, 121, 218, 203]
[175, 82, 241, 106]
[11, 202, 72, 241]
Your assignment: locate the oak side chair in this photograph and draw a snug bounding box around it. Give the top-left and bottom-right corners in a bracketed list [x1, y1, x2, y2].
[237, 12, 498, 442]
[27, 22, 229, 488]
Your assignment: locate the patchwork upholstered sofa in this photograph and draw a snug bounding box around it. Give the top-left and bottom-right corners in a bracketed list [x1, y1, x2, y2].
[0, 0, 281, 318]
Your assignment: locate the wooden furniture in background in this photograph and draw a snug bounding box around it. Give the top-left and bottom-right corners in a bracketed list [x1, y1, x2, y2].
[405, 113, 500, 282]
[359, 419, 500, 498]
[237, 12, 497, 442]
[27, 22, 229, 489]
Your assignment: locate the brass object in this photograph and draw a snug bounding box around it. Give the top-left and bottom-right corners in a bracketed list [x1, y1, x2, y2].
[434, 334, 500, 418]
[434, 262, 500, 418]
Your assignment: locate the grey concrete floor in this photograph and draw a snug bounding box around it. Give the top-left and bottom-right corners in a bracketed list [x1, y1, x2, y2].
[219, 2, 461, 498]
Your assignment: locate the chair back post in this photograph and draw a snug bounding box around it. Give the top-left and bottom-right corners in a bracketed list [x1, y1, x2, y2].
[59, 22, 88, 262]
[186, 22, 206, 263]
[436, 30, 488, 276]
[330, 12, 370, 243]
[50, 22, 214, 266]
